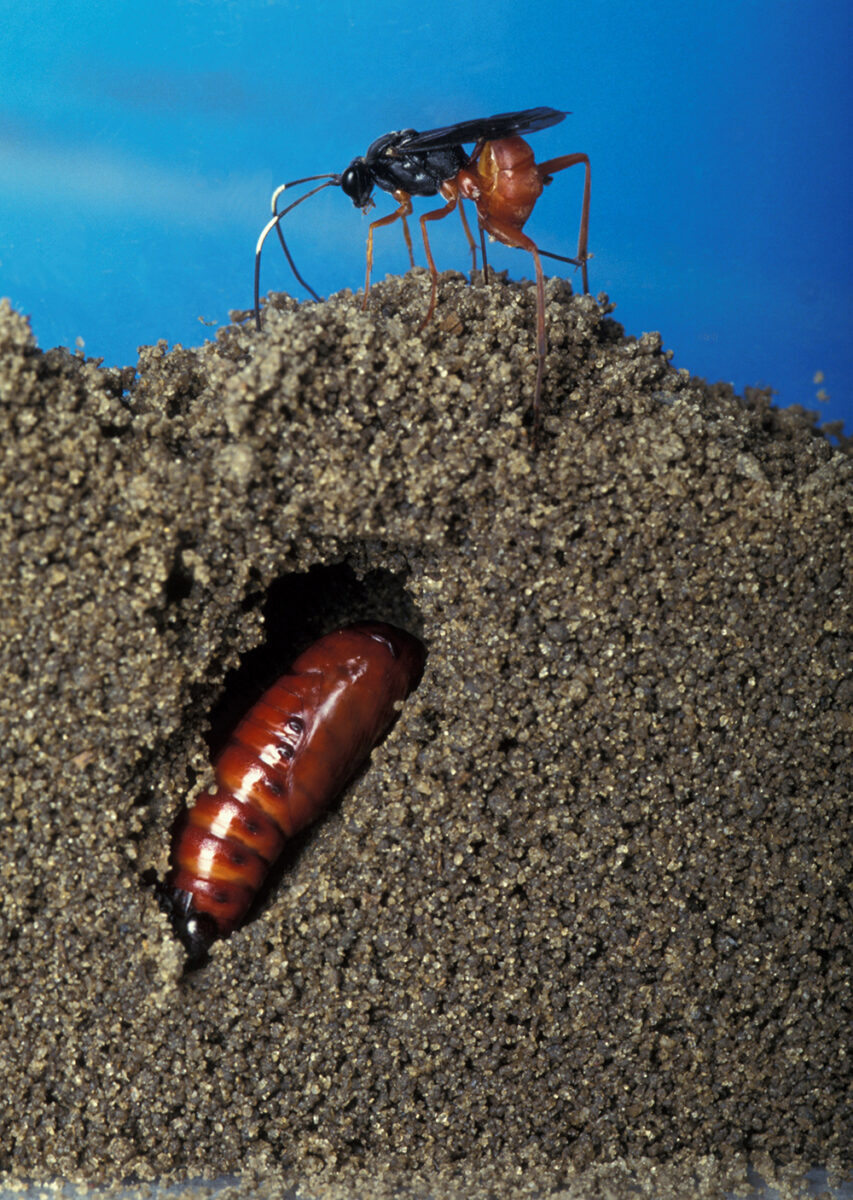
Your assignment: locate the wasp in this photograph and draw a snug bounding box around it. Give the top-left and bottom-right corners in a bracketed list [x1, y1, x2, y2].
[158, 623, 426, 966]
[253, 106, 591, 441]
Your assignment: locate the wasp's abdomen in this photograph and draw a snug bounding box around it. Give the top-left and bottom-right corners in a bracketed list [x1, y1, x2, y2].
[478, 136, 543, 228]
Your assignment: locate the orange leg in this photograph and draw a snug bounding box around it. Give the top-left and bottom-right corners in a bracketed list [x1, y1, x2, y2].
[364, 190, 413, 309]
[457, 201, 477, 276]
[536, 152, 591, 294]
[417, 181, 461, 330]
[400, 214, 416, 269]
[478, 212, 547, 446]
[478, 220, 490, 284]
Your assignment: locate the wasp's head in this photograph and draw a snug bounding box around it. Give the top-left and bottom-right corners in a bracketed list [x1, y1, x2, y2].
[341, 159, 374, 210]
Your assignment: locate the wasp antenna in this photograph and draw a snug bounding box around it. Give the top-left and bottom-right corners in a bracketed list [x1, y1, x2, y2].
[254, 177, 341, 330]
[269, 173, 340, 215]
[269, 183, 288, 216]
[254, 211, 284, 329]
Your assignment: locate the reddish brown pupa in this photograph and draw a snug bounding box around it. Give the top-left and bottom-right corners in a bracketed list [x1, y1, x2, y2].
[159, 622, 425, 963]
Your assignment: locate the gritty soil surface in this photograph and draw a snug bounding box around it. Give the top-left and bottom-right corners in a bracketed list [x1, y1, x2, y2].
[0, 270, 850, 1200]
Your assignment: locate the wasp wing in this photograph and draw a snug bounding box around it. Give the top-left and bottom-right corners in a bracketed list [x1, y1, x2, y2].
[401, 107, 568, 153]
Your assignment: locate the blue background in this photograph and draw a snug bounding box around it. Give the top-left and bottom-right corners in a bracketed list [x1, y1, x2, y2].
[1, 0, 850, 436]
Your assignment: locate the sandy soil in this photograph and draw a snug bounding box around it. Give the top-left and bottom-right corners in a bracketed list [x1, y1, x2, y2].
[0, 270, 850, 1199]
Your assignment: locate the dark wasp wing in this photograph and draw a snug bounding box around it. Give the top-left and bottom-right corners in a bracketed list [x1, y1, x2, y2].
[400, 106, 568, 153]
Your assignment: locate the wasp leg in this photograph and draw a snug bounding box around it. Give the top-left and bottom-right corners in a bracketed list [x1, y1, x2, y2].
[417, 180, 461, 330]
[478, 220, 490, 285]
[457, 201, 477, 277]
[400, 214, 416, 269]
[364, 191, 414, 309]
[478, 214, 547, 447]
[536, 152, 591, 295]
